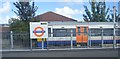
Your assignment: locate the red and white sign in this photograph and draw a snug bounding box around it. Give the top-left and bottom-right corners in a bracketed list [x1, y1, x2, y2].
[30, 22, 48, 39]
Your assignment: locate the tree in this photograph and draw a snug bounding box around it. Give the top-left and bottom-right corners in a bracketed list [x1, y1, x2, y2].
[9, 1, 38, 47]
[9, 18, 29, 32]
[10, 1, 38, 32]
[13, 1, 38, 22]
[83, 0, 110, 22]
[109, 7, 119, 22]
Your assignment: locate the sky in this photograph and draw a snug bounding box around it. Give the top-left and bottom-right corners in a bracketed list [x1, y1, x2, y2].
[0, 0, 119, 24]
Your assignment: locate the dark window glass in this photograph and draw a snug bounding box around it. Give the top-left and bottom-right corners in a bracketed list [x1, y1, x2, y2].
[84, 27, 87, 33]
[90, 28, 101, 36]
[78, 27, 80, 35]
[72, 28, 76, 36]
[90, 28, 114, 36]
[116, 28, 120, 36]
[103, 28, 113, 36]
[53, 28, 76, 37]
[2, 32, 10, 39]
[53, 29, 67, 37]
[48, 28, 51, 37]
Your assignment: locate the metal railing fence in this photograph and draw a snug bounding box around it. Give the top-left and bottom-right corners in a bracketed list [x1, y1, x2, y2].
[1, 29, 120, 50]
[2, 31, 30, 49]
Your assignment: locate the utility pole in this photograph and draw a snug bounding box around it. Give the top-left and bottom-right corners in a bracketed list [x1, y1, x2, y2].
[113, 0, 116, 49]
[71, 30, 73, 49]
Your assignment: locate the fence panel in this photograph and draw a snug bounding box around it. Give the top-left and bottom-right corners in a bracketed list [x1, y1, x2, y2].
[12, 32, 30, 49]
[2, 32, 11, 49]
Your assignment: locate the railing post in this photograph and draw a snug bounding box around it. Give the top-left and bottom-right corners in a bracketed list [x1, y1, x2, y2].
[10, 31, 13, 49]
[89, 30, 91, 48]
[47, 37, 48, 50]
[88, 29, 90, 48]
[30, 39, 32, 51]
[42, 38, 44, 49]
[100, 27, 103, 48]
[71, 30, 73, 49]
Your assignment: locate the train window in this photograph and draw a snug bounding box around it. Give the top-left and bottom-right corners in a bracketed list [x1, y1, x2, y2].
[72, 28, 76, 36]
[53, 29, 68, 37]
[84, 27, 87, 33]
[53, 28, 76, 37]
[48, 28, 51, 37]
[90, 29, 101, 36]
[78, 27, 80, 35]
[116, 28, 120, 36]
[103, 28, 113, 36]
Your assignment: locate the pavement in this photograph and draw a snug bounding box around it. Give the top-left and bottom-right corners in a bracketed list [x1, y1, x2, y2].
[1, 48, 120, 57]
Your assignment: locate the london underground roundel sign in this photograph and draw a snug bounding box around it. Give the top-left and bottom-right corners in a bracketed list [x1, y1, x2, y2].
[33, 26, 45, 37]
[30, 22, 48, 39]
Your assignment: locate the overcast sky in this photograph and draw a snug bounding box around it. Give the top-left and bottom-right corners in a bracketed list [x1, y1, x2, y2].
[0, 0, 119, 24]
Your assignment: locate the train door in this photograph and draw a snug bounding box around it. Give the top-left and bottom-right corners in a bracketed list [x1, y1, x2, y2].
[76, 26, 88, 47]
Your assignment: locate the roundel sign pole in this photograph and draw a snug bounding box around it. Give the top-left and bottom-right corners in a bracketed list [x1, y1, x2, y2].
[30, 22, 48, 50]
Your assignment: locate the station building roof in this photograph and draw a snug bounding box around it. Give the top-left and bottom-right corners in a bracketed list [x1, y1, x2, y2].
[35, 11, 77, 22]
